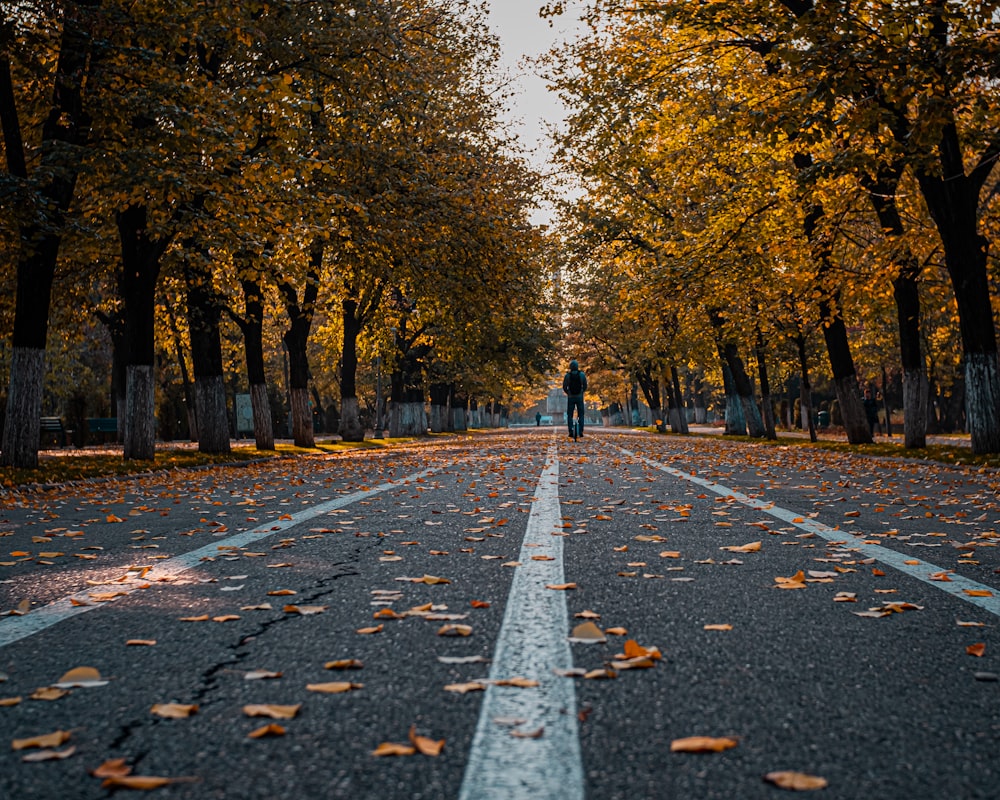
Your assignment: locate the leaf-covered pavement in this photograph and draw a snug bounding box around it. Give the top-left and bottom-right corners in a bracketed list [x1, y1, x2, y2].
[0, 430, 997, 798]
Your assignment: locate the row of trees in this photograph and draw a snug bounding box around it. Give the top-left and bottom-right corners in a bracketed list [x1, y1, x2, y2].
[1, 0, 558, 467]
[544, 1, 1000, 451]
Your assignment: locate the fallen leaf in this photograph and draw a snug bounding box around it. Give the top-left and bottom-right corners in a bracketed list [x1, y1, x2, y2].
[244, 670, 283, 680]
[721, 541, 761, 553]
[964, 589, 994, 598]
[212, 615, 240, 623]
[775, 571, 807, 590]
[470, 600, 491, 608]
[267, 589, 297, 596]
[306, 682, 362, 694]
[621, 640, 662, 660]
[611, 656, 656, 670]
[283, 604, 327, 616]
[241, 603, 273, 611]
[21, 745, 76, 762]
[437, 655, 489, 665]
[495, 677, 540, 688]
[510, 727, 544, 739]
[659, 551, 681, 559]
[372, 742, 416, 757]
[584, 668, 616, 680]
[30, 687, 68, 701]
[101, 776, 175, 790]
[833, 593, 857, 603]
[54, 666, 108, 688]
[568, 621, 606, 643]
[670, 736, 738, 753]
[126, 639, 157, 647]
[574, 610, 601, 619]
[247, 723, 286, 739]
[443, 682, 486, 694]
[243, 704, 300, 719]
[151, 703, 198, 719]
[420, 575, 451, 585]
[438, 624, 473, 637]
[605, 626, 628, 636]
[967, 643, 986, 657]
[703, 624, 733, 631]
[91, 758, 131, 778]
[763, 771, 829, 790]
[12, 730, 71, 751]
[356, 624, 384, 635]
[179, 614, 210, 622]
[325, 659, 364, 670]
[545, 583, 577, 590]
[957, 621, 986, 628]
[409, 725, 445, 756]
[0, 696, 22, 707]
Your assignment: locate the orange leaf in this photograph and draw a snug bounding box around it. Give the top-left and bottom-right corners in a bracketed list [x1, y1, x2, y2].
[151, 703, 198, 719]
[179, 614, 209, 622]
[105, 515, 124, 523]
[243, 704, 300, 720]
[967, 643, 986, 657]
[267, 589, 297, 596]
[126, 639, 156, 647]
[604, 626, 628, 636]
[545, 583, 577, 591]
[443, 682, 485, 694]
[372, 742, 416, 757]
[12, 730, 71, 751]
[720, 541, 761, 553]
[622, 640, 662, 660]
[437, 624, 473, 637]
[670, 736, 738, 753]
[91, 758, 132, 778]
[763, 771, 829, 790]
[101, 776, 174, 790]
[306, 682, 362, 694]
[470, 600, 490, 608]
[703, 624, 733, 631]
[247, 723, 286, 739]
[964, 589, 994, 598]
[356, 624, 383, 635]
[325, 659, 363, 670]
[409, 725, 445, 756]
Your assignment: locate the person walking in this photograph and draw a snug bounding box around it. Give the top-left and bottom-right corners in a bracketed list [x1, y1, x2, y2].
[563, 359, 588, 438]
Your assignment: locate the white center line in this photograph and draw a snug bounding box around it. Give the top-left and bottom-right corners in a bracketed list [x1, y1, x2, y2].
[0, 466, 439, 649]
[621, 446, 1000, 618]
[459, 445, 583, 800]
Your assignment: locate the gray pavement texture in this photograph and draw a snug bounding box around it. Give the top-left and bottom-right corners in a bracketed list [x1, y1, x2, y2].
[0, 429, 998, 799]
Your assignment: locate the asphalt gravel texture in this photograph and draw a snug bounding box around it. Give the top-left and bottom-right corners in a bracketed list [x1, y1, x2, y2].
[0, 429, 998, 799]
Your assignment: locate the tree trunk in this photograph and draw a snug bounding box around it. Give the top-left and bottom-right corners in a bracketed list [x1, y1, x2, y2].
[916, 168, 1000, 453]
[429, 383, 449, 433]
[1, 349, 45, 468]
[794, 333, 817, 443]
[185, 258, 229, 454]
[249, 382, 273, 451]
[278, 241, 322, 448]
[755, 332, 777, 440]
[118, 204, 171, 461]
[863, 168, 928, 448]
[165, 305, 196, 441]
[124, 365, 155, 460]
[338, 297, 365, 442]
[0, 3, 97, 468]
[670, 366, 689, 434]
[721, 363, 746, 436]
[452, 392, 468, 432]
[235, 276, 273, 451]
[389, 400, 426, 437]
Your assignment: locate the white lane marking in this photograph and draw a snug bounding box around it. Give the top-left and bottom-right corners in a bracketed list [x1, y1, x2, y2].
[0, 467, 439, 649]
[459, 445, 583, 800]
[621, 446, 1000, 617]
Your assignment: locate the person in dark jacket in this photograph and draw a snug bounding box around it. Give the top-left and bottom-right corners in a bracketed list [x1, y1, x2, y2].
[562, 359, 588, 437]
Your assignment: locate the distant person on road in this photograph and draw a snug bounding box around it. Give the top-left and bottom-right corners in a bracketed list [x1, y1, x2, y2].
[563, 359, 588, 438]
[863, 387, 880, 436]
[535, 411, 542, 427]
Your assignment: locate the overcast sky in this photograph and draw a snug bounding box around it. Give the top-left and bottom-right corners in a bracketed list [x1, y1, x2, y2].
[483, 1, 588, 174]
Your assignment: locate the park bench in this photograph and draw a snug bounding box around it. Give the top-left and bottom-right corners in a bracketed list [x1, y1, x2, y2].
[39, 416, 68, 448]
[87, 417, 118, 443]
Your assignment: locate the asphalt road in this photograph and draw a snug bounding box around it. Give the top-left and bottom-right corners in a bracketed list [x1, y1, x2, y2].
[1, 429, 998, 799]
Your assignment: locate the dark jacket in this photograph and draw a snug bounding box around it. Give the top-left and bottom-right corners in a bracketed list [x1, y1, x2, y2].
[563, 369, 587, 397]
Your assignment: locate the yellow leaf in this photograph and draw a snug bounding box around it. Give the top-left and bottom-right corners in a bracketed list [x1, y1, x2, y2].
[0, 696, 22, 707]
[30, 687, 68, 701]
[670, 736, 738, 753]
[763, 771, 829, 790]
[55, 666, 106, 687]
